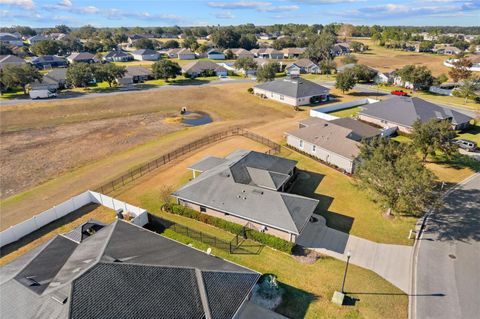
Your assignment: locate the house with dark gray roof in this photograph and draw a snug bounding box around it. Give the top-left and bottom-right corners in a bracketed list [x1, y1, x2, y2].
[0, 219, 262, 319]
[286, 117, 380, 173]
[172, 150, 319, 242]
[117, 66, 152, 85]
[103, 50, 132, 62]
[358, 96, 473, 133]
[253, 76, 330, 106]
[27, 35, 48, 45]
[0, 33, 23, 46]
[30, 55, 67, 69]
[182, 60, 228, 78]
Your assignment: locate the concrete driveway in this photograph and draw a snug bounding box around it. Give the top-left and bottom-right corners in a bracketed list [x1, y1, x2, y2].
[297, 216, 412, 293]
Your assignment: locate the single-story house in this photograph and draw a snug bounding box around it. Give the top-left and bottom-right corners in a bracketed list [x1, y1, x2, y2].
[67, 52, 97, 63]
[172, 150, 319, 242]
[286, 117, 380, 173]
[433, 44, 462, 55]
[358, 96, 473, 133]
[30, 55, 67, 69]
[117, 66, 152, 85]
[0, 32, 23, 46]
[166, 48, 182, 58]
[177, 48, 196, 60]
[285, 59, 319, 75]
[26, 35, 48, 45]
[29, 68, 68, 91]
[253, 77, 330, 106]
[373, 71, 395, 84]
[282, 47, 306, 59]
[331, 43, 350, 56]
[254, 48, 284, 59]
[0, 219, 262, 319]
[207, 49, 225, 60]
[131, 49, 160, 61]
[127, 33, 154, 44]
[182, 60, 228, 77]
[47, 32, 67, 40]
[0, 55, 25, 69]
[226, 48, 255, 59]
[103, 50, 132, 62]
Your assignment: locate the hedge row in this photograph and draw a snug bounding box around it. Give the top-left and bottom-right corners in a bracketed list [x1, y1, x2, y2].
[165, 203, 295, 254]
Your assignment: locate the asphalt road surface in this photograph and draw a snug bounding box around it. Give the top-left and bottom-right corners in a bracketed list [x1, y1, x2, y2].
[413, 174, 480, 319]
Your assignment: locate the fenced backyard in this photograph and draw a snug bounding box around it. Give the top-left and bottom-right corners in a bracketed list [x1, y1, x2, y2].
[145, 213, 263, 255]
[94, 128, 282, 194]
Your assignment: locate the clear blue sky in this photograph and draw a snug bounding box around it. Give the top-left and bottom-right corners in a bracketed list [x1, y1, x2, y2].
[1, 0, 479, 28]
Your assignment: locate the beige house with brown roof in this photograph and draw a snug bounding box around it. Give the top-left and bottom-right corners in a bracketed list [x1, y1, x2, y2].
[286, 117, 380, 173]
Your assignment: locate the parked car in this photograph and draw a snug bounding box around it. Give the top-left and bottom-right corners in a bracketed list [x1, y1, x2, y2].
[391, 90, 409, 96]
[454, 139, 477, 152]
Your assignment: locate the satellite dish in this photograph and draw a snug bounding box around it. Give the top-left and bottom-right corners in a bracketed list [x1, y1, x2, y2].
[206, 247, 212, 255]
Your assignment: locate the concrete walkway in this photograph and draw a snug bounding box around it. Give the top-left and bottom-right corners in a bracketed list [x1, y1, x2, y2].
[297, 217, 412, 293]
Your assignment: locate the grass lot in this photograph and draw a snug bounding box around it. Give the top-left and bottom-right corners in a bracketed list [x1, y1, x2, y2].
[328, 106, 361, 118]
[374, 84, 480, 111]
[457, 123, 480, 145]
[345, 38, 451, 77]
[0, 88, 27, 99]
[301, 73, 337, 81]
[0, 204, 115, 266]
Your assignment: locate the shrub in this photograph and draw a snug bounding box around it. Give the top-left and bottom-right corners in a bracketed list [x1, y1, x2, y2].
[247, 87, 254, 94]
[166, 204, 294, 253]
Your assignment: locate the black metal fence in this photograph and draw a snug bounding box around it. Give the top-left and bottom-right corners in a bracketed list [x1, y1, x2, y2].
[145, 214, 262, 254]
[94, 128, 282, 195]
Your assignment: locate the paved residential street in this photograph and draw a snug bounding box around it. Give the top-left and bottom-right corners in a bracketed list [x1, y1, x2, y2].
[413, 173, 480, 319]
[297, 216, 412, 293]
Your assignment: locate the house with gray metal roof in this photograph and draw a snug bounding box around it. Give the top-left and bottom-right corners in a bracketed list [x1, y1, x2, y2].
[172, 150, 319, 242]
[253, 76, 330, 106]
[286, 117, 380, 173]
[358, 96, 473, 133]
[0, 219, 262, 319]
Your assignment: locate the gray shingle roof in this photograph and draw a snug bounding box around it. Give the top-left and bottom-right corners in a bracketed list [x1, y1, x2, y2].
[132, 49, 158, 55]
[67, 52, 95, 61]
[1, 220, 259, 319]
[173, 150, 318, 234]
[254, 77, 329, 99]
[124, 66, 151, 77]
[359, 96, 473, 128]
[104, 50, 130, 58]
[286, 58, 317, 69]
[182, 60, 227, 74]
[189, 156, 227, 172]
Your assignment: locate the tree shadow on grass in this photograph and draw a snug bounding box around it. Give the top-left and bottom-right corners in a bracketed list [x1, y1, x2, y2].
[0, 203, 101, 258]
[275, 282, 319, 319]
[290, 170, 354, 233]
[432, 153, 480, 173]
[170, 79, 211, 86]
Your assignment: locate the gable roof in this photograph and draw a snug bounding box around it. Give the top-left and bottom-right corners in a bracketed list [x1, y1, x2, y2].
[207, 49, 224, 55]
[178, 48, 195, 56]
[359, 96, 473, 128]
[31, 55, 66, 64]
[124, 66, 151, 77]
[0, 33, 21, 41]
[282, 47, 306, 55]
[182, 60, 227, 73]
[286, 58, 317, 69]
[104, 50, 130, 58]
[0, 220, 259, 319]
[254, 77, 329, 98]
[173, 150, 318, 235]
[0, 55, 24, 65]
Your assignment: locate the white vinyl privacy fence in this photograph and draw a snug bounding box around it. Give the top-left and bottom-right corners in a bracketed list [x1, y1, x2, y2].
[310, 98, 379, 120]
[0, 190, 148, 247]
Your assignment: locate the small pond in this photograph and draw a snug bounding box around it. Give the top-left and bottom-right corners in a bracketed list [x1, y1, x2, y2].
[181, 111, 213, 126]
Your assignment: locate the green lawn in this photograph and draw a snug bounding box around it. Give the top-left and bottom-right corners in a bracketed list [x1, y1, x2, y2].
[301, 73, 337, 82]
[328, 106, 361, 118]
[280, 149, 417, 245]
[127, 192, 407, 319]
[457, 123, 480, 145]
[0, 88, 27, 99]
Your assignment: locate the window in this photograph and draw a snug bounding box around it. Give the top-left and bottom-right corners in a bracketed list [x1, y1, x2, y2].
[312, 145, 316, 152]
[280, 95, 284, 100]
[299, 140, 304, 149]
[200, 206, 207, 213]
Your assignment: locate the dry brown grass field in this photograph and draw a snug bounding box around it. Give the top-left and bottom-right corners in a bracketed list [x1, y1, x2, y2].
[343, 38, 451, 76]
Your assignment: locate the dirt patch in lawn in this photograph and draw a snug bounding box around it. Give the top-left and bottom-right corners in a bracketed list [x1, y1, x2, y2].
[0, 113, 181, 198]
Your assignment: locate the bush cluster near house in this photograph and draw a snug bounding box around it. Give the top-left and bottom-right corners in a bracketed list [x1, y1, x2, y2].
[164, 203, 295, 254]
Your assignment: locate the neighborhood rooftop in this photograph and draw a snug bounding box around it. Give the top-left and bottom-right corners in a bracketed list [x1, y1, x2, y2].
[173, 150, 319, 235]
[0, 219, 259, 319]
[254, 77, 329, 99]
[359, 96, 473, 129]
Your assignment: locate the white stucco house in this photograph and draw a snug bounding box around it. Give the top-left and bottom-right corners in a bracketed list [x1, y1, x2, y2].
[253, 76, 330, 106]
